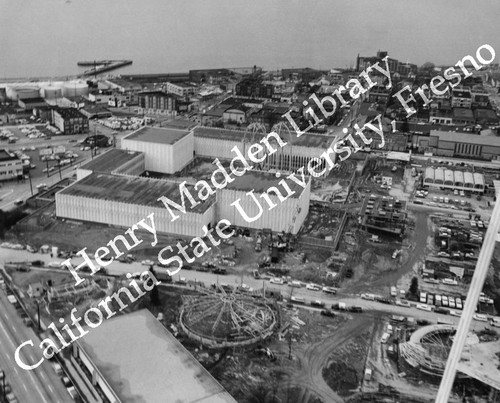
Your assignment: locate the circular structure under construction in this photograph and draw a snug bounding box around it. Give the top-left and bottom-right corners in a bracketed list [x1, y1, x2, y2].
[399, 324, 479, 376]
[179, 287, 278, 348]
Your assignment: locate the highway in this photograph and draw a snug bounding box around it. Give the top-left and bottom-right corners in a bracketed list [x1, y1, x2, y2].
[0, 289, 72, 403]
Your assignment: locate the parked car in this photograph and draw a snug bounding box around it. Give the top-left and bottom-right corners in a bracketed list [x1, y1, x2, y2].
[141, 260, 155, 266]
[322, 286, 337, 294]
[416, 304, 432, 312]
[473, 314, 488, 322]
[306, 283, 321, 291]
[270, 277, 284, 285]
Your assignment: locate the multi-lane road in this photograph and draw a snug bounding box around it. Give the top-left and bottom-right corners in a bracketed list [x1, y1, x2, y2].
[1, 248, 491, 332]
[0, 289, 72, 402]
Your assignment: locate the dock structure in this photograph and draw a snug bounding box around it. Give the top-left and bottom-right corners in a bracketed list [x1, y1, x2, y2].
[77, 60, 132, 77]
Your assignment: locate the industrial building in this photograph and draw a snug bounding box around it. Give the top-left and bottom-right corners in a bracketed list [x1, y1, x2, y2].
[0, 149, 23, 181]
[121, 126, 194, 174]
[220, 170, 310, 233]
[423, 167, 485, 193]
[71, 310, 237, 403]
[57, 124, 313, 235]
[76, 148, 145, 180]
[417, 130, 500, 160]
[55, 172, 216, 237]
[193, 126, 336, 172]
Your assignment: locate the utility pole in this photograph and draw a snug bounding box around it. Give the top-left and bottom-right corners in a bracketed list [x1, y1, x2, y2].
[36, 299, 41, 331]
[28, 170, 33, 196]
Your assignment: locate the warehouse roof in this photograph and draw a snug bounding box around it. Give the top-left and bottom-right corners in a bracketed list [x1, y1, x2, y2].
[431, 130, 500, 147]
[59, 172, 215, 213]
[225, 170, 308, 197]
[124, 126, 190, 145]
[79, 149, 143, 174]
[194, 126, 335, 149]
[78, 310, 237, 403]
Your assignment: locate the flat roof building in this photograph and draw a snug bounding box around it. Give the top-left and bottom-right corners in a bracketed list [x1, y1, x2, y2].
[73, 310, 237, 403]
[56, 172, 216, 237]
[122, 126, 194, 174]
[423, 130, 500, 160]
[77, 149, 145, 180]
[0, 149, 23, 181]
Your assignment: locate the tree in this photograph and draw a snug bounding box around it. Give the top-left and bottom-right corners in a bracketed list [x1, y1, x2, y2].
[421, 62, 435, 70]
[409, 276, 419, 295]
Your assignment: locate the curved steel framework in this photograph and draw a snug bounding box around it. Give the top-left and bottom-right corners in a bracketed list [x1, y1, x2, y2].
[399, 325, 477, 376]
[179, 286, 278, 348]
[242, 123, 268, 171]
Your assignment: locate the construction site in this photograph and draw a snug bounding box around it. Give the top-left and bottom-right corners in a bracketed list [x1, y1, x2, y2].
[2, 143, 500, 402]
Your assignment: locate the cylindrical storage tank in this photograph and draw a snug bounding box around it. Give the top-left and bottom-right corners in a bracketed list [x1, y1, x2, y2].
[41, 84, 63, 100]
[62, 81, 89, 98]
[9, 86, 40, 100]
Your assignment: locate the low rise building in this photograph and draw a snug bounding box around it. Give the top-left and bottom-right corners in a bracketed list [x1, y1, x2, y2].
[451, 89, 472, 109]
[51, 107, 89, 135]
[138, 91, 177, 114]
[418, 130, 500, 160]
[0, 149, 23, 181]
[18, 97, 47, 111]
[452, 108, 475, 125]
[166, 82, 196, 97]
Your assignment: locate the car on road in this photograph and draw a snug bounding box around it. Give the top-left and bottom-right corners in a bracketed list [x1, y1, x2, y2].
[449, 310, 461, 317]
[61, 376, 72, 387]
[490, 318, 500, 328]
[270, 277, 284, 285]
[395, 300, 410, 307]
[473, 314, 488, 322]
[306, 283, 321, 291]
[14, 199, 23, 206]
[311, 300, 325, 308]
[434, 307, 449, 315]
[48, 261, 62, 268]
[322, 286, 337, 294]
[416, 304, 432, 312]
[141, 260, 155, 266]
[320, 309, 335, 317]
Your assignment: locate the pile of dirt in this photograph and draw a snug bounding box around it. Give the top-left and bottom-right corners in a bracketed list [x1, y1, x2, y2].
[322, 361, 359, 396]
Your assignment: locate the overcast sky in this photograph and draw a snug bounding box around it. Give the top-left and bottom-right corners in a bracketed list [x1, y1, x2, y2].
[0, 0, 499, 78]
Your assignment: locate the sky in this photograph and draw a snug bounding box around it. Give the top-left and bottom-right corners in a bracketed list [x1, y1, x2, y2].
[0, 0, 499, 78]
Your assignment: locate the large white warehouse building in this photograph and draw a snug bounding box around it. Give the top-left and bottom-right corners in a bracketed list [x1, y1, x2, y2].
[56, 124, 317, 235]
[194, 126, 336, 173]
[122, 127, 194, 174]
[56, 173, 216, 237]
